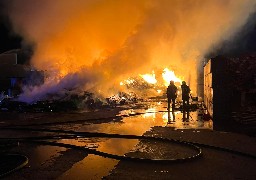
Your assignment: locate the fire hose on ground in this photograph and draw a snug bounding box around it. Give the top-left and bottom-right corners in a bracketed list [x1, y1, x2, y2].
[0, 127, 203, 163]
[1, 127, 256, 163]
[0, 109, 255, 177]
[0, 153, 28, 178]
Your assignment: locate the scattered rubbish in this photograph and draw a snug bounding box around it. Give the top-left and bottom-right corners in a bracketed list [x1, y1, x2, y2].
[106, 92, 138, 107]
[0, 91, 142, 112]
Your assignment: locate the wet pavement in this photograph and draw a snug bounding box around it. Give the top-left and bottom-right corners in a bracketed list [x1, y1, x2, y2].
[58, 101, 208, 179]
[0, 100, 255, 179]
[106, 127, 256, 179]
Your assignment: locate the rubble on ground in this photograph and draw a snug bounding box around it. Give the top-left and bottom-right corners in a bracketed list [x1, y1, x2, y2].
[0, 90, 142, 112]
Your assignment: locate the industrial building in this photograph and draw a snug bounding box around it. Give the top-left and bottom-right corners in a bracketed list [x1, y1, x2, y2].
[0, 49, 44, 97]
[204, 54, 256, 130]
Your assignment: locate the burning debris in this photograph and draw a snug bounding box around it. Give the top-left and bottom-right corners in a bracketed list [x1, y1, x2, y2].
[0, 0, 254, 111]
[120, 68, 184, 98]
[106, 92, 138, 107]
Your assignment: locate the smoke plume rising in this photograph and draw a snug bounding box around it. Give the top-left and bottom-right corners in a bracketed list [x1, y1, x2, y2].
[3, 0, 256, 102]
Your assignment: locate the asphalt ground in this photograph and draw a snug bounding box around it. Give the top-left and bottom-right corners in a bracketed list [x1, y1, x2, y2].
[0, 102, 255, 179]
[106, 127, 256, 180]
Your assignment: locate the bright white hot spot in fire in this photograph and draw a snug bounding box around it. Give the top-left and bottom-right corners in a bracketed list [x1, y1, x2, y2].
[140, 71, 157, 84]
[162, 68, 183, 86]
[120, 68, 182, 88]
[157, 90, 162, 94]
[120, 68, 183, 89]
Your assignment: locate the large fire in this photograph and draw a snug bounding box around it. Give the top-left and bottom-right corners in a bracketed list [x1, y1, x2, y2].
[140, 68, 183, 87]
[4, 0, 255, 102]
[119, 68, 183, 97]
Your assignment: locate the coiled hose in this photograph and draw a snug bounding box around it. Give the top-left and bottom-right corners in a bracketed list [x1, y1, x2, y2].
[1, 126, 256, 163]
[0, 127, 202, 163]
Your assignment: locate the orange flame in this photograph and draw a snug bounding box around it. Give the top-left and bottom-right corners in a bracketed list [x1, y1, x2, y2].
[120, 68, 183, 88]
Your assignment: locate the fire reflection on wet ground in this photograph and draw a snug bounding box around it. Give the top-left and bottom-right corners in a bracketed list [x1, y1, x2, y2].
[54, 101, 212, 179]
[0, 101, 212, 179]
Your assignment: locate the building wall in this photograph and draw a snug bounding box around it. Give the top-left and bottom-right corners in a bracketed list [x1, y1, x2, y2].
[0, 50, 44, 97]
[204, 56, 232, 121]
[204, 60, 213, 117]
[204, 55, 256, 120]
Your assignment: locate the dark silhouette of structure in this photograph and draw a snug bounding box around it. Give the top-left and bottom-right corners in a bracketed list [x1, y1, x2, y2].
[0, 49, 44, 97]
[204, 54, 256, 134]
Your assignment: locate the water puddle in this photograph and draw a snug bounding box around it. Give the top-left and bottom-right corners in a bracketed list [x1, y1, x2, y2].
[29, 145, 66, 167]
[15, 101, 212, 179]
[58, 113, 166, 179]
[57, 102, 212, 179]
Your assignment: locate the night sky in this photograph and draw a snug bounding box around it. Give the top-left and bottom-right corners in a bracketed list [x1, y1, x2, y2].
[0, 1, 22, 53]
[0, 20, 22, 53]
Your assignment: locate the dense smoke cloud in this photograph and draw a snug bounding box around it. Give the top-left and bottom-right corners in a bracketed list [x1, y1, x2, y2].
[3, 0, 256, 102]
[206, 11, 256, 57]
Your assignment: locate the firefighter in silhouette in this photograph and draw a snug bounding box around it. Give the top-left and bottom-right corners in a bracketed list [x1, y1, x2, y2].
[166, 80, 177, 111]
[181, 81, 191, 109]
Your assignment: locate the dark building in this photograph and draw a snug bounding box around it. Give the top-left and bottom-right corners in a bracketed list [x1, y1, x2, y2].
[0, 49, 44, 97]
[204, 54, 256, 133]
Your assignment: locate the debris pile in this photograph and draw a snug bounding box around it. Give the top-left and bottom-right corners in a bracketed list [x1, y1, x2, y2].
[106, 92, 138, 107]
[0, 90, 142, 112]
[120, 76, 166, 97]
[0, 90, 101, 112]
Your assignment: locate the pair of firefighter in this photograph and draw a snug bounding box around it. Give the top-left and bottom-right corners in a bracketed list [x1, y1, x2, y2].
[166, 81, 190, 110]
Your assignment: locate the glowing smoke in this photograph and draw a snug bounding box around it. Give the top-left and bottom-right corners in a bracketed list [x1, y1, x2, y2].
[3, 0, 256, 102]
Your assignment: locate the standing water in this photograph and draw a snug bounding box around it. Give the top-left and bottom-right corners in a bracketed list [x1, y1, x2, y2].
[0, 101, 212, 179]
[55, 101, 212, 179]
